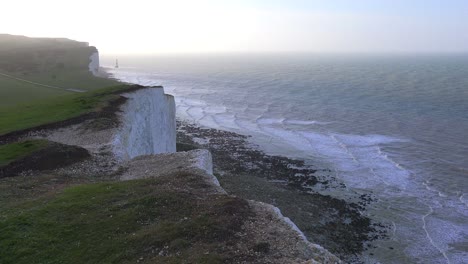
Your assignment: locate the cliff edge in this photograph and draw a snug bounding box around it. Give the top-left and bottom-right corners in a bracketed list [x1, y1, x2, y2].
[0, 86, 340, 263]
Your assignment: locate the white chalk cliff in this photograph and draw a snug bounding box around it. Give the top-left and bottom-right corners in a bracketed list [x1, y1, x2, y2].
[88, 51, 100, 76]
[113, 88, 176, 160]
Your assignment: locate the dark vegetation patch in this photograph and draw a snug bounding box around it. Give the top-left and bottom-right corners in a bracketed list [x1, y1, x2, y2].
[177, 121, 387, 260]
[0, 139, 48, 167]
[176, 142, 199, 152]
[0, 140, 90, 178]
[0, 172, 254, 264]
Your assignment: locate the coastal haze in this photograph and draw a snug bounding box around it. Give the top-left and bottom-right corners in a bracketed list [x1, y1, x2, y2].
[2, 0, 468, 263]
[2, 0, 468, 54]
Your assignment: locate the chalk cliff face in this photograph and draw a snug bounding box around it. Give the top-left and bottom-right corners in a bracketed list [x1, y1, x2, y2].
[88, 51, 100, 76]
[113, 88, 176, 160]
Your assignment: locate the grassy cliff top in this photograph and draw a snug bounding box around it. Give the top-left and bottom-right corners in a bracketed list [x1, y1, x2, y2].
[0, 84, 132, 136]
[0, 34, 91, 52]
[0, 34, 123, 118]
[0, 34, 96, 73]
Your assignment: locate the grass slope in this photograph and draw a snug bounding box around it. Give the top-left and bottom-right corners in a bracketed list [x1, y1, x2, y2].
[0, 84, 129, 136]
[0, 71, 121, 107]
[0, 69, 122, 106]
[0, 76, 70, 106]
[0, 173, 250, 264]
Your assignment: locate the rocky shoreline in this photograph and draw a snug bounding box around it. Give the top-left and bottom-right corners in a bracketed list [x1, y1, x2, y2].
[176, 120, 388, 262]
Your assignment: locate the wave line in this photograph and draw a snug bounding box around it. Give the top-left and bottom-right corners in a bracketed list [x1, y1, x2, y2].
[421, 203, 451, 264]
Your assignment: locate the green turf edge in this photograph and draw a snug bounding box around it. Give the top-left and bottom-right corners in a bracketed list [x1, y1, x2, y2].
[0, 139, 49, 166]
[0, 84, 130, 136]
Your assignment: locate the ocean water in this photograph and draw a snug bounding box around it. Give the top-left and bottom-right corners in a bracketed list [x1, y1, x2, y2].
[104, 53, 468, 263]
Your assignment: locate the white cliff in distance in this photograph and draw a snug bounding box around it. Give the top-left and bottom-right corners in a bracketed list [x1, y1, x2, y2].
[88, 51, 100, 76]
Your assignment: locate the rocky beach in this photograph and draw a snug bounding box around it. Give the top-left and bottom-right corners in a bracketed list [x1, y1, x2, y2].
[176, 120, 388, 262]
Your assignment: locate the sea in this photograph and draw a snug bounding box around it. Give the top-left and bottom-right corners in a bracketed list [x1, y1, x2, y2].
[103, 53, 468, 264]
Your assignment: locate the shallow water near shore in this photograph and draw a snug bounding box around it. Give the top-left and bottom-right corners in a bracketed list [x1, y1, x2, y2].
[104, 53, 468, 263]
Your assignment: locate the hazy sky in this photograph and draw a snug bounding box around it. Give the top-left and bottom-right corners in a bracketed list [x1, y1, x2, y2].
[2, 0, 467, 54]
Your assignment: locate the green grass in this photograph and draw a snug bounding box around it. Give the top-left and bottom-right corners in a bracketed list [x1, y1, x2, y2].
[0, 34, 121, 106]
[0, 76, 70, 106]
[12, 70, 120, 91]
[0, 176, 247, 264]
[0, 34, 126, 134]
[0, 140, 48, 166]
[0, 70, 121, 107]
[0, 84, 129, 135]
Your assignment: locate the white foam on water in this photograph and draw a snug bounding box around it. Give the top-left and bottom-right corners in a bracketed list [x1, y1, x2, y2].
[256, 117, 286, 125]
[109, 70, 140, 84]
[197, 113, 221, 129]
[179, 98, 207, 107]
[423, 181, 448, 198]
[186, 105, 206, 121]
[418, 199, 468, 264]
[242, 119, 411, 191]
[284, 119, 332, 125]
[331, 134, 411, 189]
[421, 204, 451, 264]
[176, 98, 208, 122]
[459, 193, 468, 207]
[377, 147, 406, 170]
[203, 105, 227, 115]
[256, 117, 331, 127]
[258, 125, 318, 156]
[275, 130, 411, 191]
[212, 113, 241, 131]
[234, 117, 263, 133]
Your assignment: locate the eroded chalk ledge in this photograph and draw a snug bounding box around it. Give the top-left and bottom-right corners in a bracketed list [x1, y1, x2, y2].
[119, 149, 342, 264]
[120, 149, 223, 194]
